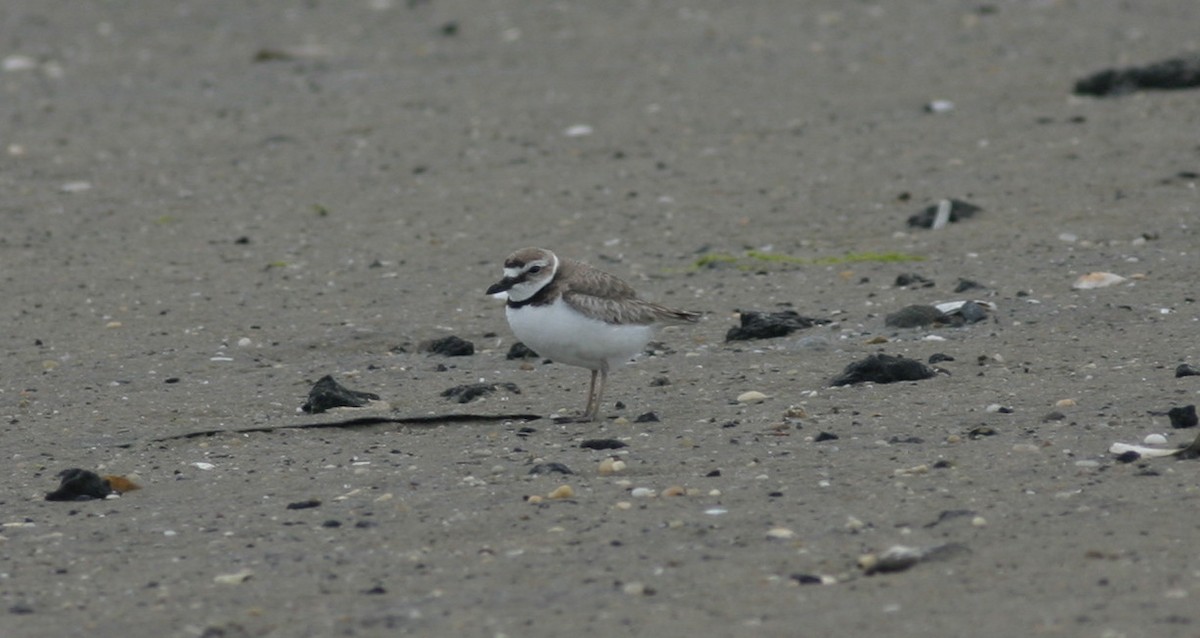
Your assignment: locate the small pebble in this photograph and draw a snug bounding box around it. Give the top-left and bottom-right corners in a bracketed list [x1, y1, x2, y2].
[547, 485, 574, 499]
[1144, 433, 1168, 445]
[622, 582, 646, 596]
[766, 527, 795, 540]
[971, 516, 987, 527]
[1012, 443, 1040, 453]
[737, 391, 770, 404]
[213, 569, 254, 585]
[1072, 272, 1126, 290]
[598, 458, 626, 475]
[630, 487, 656, 498]
[526, 495, 544, 504]
[661, 485, 686, 497]
[1055, 398, 1077, 408]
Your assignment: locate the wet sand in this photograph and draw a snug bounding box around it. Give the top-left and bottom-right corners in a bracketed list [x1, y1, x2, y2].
[3, 1, 1200, 636]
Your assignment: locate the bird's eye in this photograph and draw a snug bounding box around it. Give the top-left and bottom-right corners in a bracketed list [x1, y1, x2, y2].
[528, 265, 542, 274]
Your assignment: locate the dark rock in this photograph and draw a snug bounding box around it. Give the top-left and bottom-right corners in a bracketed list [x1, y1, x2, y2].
[956, 301, 990, 324]
[634, 412, 660, 423]
[705, 469, 721, 477]
[885, 305, 947, 328]
[300, 375, 380, 414]
[1176, 364, 1200, 378]
[967, 425, 997, 439]
[830, 354, 937, 386]
[725, 310, 828, 341]
[506, 342, 538, 360]
[954, 279, 985, 293]
[580, 439, 627, 450]
[907, 199, 982, 228]
[1115, 450, 1141, 463]
[928, 353, 955, 364]
[814, 431, 839, 442]
[529, 462, 573, 475]
[1168, 405, 1198, 429]
[1075, 53, 1200, 97]
[45, 469, 113, 501]
[790, 574, 823, 585]
[423, 336, 475, 356]
[895, 273, 934, 288]
[440, 382, 520, 404]
[286, 499, 321, 510]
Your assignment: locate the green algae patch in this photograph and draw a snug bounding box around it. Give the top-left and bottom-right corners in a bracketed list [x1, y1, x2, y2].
[690, 250, 924, 271]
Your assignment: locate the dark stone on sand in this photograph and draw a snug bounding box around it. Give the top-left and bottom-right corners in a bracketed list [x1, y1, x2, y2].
[895, 273, 934, 288]
[580, 439, 627, 450]
[301, 375, 380, 414]
[1074, 53, 1200, 97]
[790, 574, 823, 585]
[725, 310, 827, 341]
[967, 425, 997, 439]
[885, 305, 947, 328]
[506, 342, 538, 359]
[928, 353, 954, 364]
[634, 412, 660, 423]
[423, 335, 475, 356]
[957, 301, 990, 324]
[954, 279, 985, 293]
[1176, 364, 1200, 378]
[45, 468, 114, 501]
[286, 499, 321, 510]
[906, 199, 981, 228]
[814, 431, 838, 442]
[830, 354, 937, 386]
[529, 462, 573, 475]
[1168, 405, 1198, 429]
[1115, 450, 1141, 463]
[440, 382, 520, 404]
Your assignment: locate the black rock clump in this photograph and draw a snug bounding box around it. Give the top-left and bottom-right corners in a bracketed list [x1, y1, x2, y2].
[885, 305, 947, 328]
[580, 439, 627, 450]
[301, 375, 380, 414]
[440, 382, 520, 404]
[45, 469, 114, 501]
[906, 199, 981, 229]
[1176, 364, 1200, 378]
[725, 310, 827, 341]
[506, 342, 538, 360]
[830, 354, 937, 386]
[1168, 405, 1198, 429]
[423, 335, 475, 356]
[1074, 53, 1200, 97]
[528, 462, 573, 475]
[894, 273, 934, 288]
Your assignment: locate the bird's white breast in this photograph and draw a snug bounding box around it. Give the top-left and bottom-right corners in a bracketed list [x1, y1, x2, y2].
[506, 298, 654, 370]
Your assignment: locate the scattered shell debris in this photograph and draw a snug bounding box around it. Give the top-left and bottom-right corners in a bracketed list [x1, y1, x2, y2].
[1072, 272, 1126, 290]
[859, 543, 967, 575]
[213, 569, 254, 585]
[736, 391, 770, 404]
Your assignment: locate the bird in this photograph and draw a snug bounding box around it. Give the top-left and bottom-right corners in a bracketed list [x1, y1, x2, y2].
[486, 247, 700, 422]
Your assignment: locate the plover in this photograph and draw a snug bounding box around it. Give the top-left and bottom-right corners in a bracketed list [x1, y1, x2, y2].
[486, 247, 700, 422]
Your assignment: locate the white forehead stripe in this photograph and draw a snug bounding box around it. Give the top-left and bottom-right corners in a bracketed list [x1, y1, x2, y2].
[504, 266, 522, 278]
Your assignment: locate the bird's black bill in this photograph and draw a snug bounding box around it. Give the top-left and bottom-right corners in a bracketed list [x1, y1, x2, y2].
[486, 278, 515, 295]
